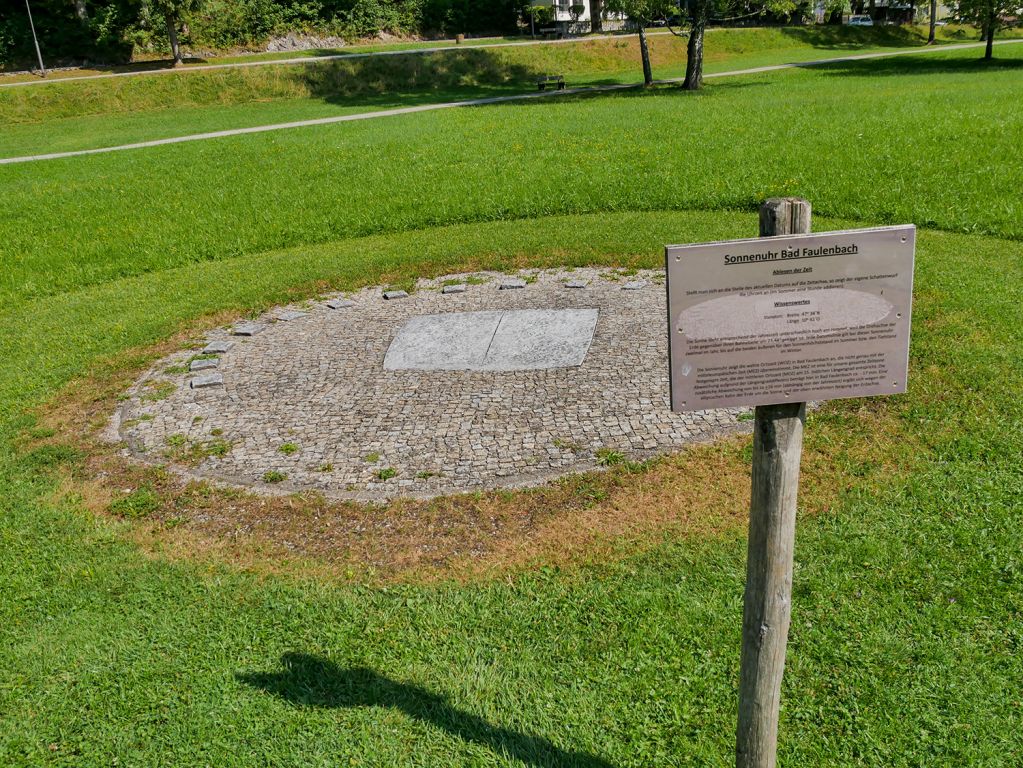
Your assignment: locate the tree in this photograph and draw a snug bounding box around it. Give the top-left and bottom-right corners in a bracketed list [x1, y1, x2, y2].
[947, 0, 1022, 58]
[927, 0, 937, 43]
[656, 0, 800, 90]
[591, 0, 604, 32]
[607, 0, 670, 85]
[150, 0, 201, 65]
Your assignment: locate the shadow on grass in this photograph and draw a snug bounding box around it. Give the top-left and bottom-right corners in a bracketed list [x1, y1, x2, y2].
[471, 77, 770, 110]
[778, 25, 937, 50]
[238, 653, 616, 768]
[297, 48, 543, 106]
[808, 51, 1023, 77]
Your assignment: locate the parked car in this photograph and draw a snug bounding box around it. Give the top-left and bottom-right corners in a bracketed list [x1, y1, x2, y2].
[848, 14, 874, 25]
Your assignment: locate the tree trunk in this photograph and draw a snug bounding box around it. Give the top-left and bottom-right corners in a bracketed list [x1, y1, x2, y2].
[927, 0, 936, 43]
[985, 15, 995, 59]
[74, 0, 89, 23]
[639, 26, 653, 86]
[166, 14, 182, 66]
[590, 0, 603, 33]
[683, 20, 704, 91]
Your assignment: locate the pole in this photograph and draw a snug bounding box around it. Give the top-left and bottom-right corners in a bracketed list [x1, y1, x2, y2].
[25, 0, 47, 78]
[735, 198, 811, 768]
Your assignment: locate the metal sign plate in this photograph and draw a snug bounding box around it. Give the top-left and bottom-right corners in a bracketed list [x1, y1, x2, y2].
[666, 225, 915, 412]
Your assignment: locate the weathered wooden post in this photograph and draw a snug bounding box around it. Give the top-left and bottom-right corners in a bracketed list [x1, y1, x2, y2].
[735, 197, 811, 768]
[665, 199, 915, 768]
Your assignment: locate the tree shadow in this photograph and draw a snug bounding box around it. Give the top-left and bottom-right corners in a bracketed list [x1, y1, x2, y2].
[777, 25, 964, 50]
[295, 48, 544, 106]
[471, 78, 770, 110]
[807, 52, 1023, 78]
[237, 653, 616, 768]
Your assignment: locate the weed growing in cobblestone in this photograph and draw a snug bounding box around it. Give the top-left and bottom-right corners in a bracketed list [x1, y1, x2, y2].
[595, 448, 625, 466]
[375, 467, 397, 481]
[278, 443, 299, 456]
[140, 381, 175, 402]
[363, 452, 381, 463]
[262, 470, 287, 483]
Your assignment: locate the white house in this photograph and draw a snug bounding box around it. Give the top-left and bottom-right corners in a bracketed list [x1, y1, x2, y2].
[535, 0, 628, 35]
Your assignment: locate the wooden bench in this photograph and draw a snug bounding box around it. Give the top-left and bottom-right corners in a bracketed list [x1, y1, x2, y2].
[536, 74, 566, 91]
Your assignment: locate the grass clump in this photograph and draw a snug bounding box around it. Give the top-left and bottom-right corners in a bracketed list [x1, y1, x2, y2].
[22, 443, 83, 471]
[595, 447, 626, 466]
[374, 467, 397, 481]
[140, 381, 175, 402]
[262, 470, 287, 484]
[363, 452, 381, 463]
[108, 486, 161, 519]
[278, 442, 299, 456]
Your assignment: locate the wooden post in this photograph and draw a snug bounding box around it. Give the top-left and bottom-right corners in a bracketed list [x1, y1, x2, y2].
[735, 198, 811, 768]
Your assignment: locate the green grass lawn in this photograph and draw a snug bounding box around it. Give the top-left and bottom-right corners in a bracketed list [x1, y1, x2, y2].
[3, 25, 1019, 158]
[1, 35, 1022, 767]
[2, 46, 1022, 304]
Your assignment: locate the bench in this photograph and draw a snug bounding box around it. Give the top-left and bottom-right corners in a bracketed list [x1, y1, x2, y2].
[536, 74, 566, 91]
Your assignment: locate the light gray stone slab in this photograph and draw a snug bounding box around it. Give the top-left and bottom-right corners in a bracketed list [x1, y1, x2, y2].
[383, 311, 503, 370]
[565, 280, 588, 289]
[190, 374, 224, 389]
[622, 280, 647, 291]
[202, 341, 233, 354]
[190, 358, 219, 372]
[484, 308, 599, 371]
[383, 309, 598, 372]
[233, 322, 266, 336]
[442, 284, 467, 294]
[326, 298, 355, 309]
[383, 290, 408, 300]
[275, 310, 308, 322]
[499, 279, 527, 290]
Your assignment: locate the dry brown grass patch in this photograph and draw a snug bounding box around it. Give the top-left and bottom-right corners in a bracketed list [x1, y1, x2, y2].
[20, 302, 922, 586]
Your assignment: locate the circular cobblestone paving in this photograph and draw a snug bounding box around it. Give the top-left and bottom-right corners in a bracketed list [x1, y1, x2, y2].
[114, 268, 748, 500]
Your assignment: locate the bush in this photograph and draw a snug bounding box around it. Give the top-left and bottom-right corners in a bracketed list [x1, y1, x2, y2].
[0, 0, 524, 67]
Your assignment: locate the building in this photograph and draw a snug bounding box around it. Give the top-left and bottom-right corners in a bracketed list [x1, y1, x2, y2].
[533, 0, 629, 36]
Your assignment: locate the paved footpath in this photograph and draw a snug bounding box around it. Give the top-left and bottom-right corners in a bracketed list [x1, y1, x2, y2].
[2, 40, 1018, 166]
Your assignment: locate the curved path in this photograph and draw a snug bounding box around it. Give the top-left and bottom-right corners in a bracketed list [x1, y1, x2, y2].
[2, 40, 1018, 166]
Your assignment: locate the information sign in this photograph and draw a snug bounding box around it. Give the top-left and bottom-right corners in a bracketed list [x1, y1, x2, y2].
[666, 226, 915, 411]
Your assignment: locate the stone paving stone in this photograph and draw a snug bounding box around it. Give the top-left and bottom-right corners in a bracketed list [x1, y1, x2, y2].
[202, 341, 233, 354]
[442, 284, 467, 294]
[233, 322, 266, 336]
[190, 373, 224, 389]
[119, 269, 747, 501]
[275, 310, 308, 322]
[326, 299, 355, 309]
[622, 280, 647, 291]
[383, 290, 408, 300]
[565, 280, 588, 289]
[499, 279, 527, 290]
[189, 358, 219, 372]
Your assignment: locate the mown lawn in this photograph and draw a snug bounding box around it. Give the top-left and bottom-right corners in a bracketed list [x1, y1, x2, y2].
[2, 25, 1018, 157]
[0, 39, 1021, 767]
[2, 46, 1022, 305]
